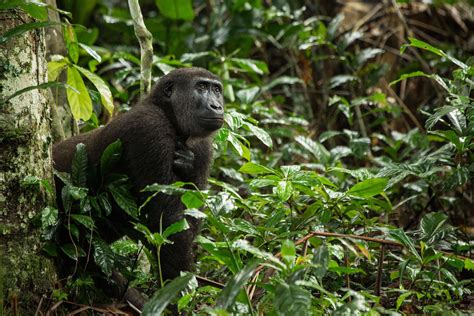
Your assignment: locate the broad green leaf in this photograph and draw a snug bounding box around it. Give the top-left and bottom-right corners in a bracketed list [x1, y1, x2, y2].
[162, 219, 190, 239]
[465, 258, 474, 271]
[420, 212, 448, 244]
[276, 180, 293, 202]
[426, 106, 458, 130]
[198, 236, 240, 273]
[97, 193, 112, 216]
[0, 0, 48, 20]
[100, 139, 122, 176]
[111, 239, 139, 256]
[155, 0, 194, 21]
[390, 229, 422, 262]
[108, 184, 138, 219]
[236, 87, 259, 104]
[41, 206, 58, 227]
[328, 75, 357, 89]
[295, 136, 330, 165]
[66, 66, 93, 121]
[313, 244, 329, 280]
[245, 122, 273, 148]
[239, 162, 275, 175]
[93, 238, 115, 276]
[230, 58, 269, 74]
[281, 240, 296, 264]
[262, 76, 302, 91]
[181, 191, 204, 209]
[216, 261, 259, 309]
[71, 214, 95, 230]
[347, 178, 388, 198]
[0, 21, 59, 44]
[274, 283, 311, 316]
[47, 60, 67, 81]
[61, 243, 86, 260]
[71, 143, 88, 187]
[233, 240, 284, 270]
[74, 65, 114, 115]
[142, 273, 194, 315]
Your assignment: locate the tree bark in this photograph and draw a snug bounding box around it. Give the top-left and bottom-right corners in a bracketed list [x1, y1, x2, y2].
[0, 9, 57, 313]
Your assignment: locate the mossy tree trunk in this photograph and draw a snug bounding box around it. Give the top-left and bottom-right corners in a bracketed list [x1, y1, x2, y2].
[0, 9, 57, 314]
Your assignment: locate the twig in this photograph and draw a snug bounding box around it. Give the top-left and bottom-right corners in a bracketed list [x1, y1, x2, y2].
[128, 0, 153, 95]
[375, 244, 385, 296]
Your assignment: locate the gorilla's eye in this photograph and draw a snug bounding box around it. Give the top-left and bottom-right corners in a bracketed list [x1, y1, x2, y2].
[197, 83, 206, 92]
[213, 85, 221, 94]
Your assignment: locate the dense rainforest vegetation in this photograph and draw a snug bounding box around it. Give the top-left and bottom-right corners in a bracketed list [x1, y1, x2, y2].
[1, 0, 473, 314]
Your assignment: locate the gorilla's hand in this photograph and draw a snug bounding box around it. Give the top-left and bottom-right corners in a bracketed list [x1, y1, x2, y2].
[173, 140, 195, 180]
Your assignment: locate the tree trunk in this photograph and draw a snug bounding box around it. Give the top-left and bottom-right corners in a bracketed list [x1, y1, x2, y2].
[0, 9, 57, 313]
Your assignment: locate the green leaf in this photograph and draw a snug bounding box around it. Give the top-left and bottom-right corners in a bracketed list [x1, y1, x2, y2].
[61, 243, 86, 260]
[404, 37, 467, 69]
[48, 60, 67, 81]
[276, 180, 293, 202]
[155, 0, 194, 21]
[329, 75, 357, 89]
[108, 184, 138, 219]
[389, 71, 430, 86]
[230, 58, 269, 75]
[142, 273, 194, 315]
[74, 64, 114, 116]
[274, 283, 311, 316]
[465, 258, 474, 271]
[426, 106, 458, 130]
[396, 291, 415, 311]
[93, 238, 115, 276]
[295, 136, 330, 165]
[66, 66, 93, 121]
[262, 76, 303, 91]
[390, 229, 422, 262]
[181, 191, 204, 209]
[216, 261, 259, 309]
[281, 240, 296, 264]
[312, 244, 329, 280]
[71, 143, 88, 187]
[239, 162, 275, 175]
[78, 43, 101, 62]
[162, 219, 190, 239]
[41, 206, 58, 228]
[420, 212, 448, 244]
[100, 139, 122, 176]
[71, 214, 95, 230]
[0, 0, 48, 20]
[245, 122, 273, 148]
[0, 21, 59, 44]
[347, 178, 388, 198]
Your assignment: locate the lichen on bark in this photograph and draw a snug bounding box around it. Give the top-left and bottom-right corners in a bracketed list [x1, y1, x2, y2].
[0, 9, 57, 313]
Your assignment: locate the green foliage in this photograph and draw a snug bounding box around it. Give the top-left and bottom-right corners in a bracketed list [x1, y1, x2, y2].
[27, 0, 473, 314]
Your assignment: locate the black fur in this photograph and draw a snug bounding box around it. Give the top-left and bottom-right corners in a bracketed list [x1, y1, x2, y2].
[53, 67, 224, 281]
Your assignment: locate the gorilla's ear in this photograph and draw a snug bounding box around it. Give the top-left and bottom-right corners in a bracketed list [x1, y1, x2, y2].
[163, 81, 174, 98]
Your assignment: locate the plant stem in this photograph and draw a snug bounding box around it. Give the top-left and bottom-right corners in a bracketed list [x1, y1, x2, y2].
[128, 0, 153, 95]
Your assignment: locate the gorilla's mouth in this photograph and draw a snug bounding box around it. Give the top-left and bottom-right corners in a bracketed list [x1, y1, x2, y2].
[199, 117, 224, 122]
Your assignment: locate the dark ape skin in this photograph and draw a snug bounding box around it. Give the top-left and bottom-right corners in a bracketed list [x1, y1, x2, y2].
[53, 67, 224, 281]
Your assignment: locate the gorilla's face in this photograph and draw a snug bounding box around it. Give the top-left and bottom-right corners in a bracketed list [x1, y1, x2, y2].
[192, 77, 224, 132]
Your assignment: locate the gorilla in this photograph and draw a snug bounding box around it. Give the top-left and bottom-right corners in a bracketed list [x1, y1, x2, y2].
[53, 67, 224, 284]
